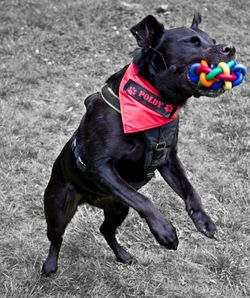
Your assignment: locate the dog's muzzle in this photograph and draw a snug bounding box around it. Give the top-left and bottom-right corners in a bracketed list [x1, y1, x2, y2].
[186, 69, 225, 98]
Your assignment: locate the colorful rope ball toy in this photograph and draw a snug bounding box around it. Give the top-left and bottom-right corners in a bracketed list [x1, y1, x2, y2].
[189, 60, 247, 90]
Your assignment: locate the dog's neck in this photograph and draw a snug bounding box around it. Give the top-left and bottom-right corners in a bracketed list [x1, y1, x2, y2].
[133, 55, 191, 106]
[106, 63, 190, 107]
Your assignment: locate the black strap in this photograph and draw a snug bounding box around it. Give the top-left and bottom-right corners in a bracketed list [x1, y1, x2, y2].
[143, 126, 169, 175]
[71, 135, 87, 172]
[143, 117, 179, 175]
[98, 86, 178, 178]
[101, 85, 121, 113]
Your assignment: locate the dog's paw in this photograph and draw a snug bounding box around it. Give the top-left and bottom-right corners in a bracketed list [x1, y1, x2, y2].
[116, 250, 134, 264]
[189, 209, 217, 238]
[41, 260, 58, 277]
[149, 218, 179, 250]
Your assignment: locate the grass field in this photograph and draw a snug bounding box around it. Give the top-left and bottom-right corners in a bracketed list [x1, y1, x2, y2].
[0, 0, 249, 297]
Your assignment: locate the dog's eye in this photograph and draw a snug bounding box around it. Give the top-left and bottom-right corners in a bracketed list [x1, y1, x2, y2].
[212, 39, 216, 45]
[189, 36, 201, 45]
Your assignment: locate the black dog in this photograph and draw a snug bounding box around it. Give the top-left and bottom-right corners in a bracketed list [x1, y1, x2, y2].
[42, 13, 236, 276]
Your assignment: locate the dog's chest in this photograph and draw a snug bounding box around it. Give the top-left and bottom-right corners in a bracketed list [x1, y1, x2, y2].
[116, 116, 179, 186]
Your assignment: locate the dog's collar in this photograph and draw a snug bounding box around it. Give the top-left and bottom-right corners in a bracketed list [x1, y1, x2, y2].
[101, 63, 180, 133]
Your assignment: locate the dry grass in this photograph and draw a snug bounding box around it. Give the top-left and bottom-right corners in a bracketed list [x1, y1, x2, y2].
[0, 0, 249, 297]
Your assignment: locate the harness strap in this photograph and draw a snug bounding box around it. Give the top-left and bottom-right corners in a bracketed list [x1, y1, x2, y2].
[100, 85, 175, 175]
[71, 135, 87, 172]
[101, 85, 121, 113]
[143, 126, 169, 177]
[71, 87, 168, 175]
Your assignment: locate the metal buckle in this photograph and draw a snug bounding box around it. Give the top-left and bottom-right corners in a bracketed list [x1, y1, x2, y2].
[145, 172, 155, 179]
[155, 142, 166, 151]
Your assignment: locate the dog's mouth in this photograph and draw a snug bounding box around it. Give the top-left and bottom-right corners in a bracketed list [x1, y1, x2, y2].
[186, 59, 232, 98]
[187, 70, 225, 98]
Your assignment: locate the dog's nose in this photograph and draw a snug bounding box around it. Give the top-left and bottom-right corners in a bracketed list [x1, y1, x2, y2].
[221, 44, 236, 55]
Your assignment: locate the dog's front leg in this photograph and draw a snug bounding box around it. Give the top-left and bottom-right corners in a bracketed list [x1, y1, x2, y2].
[89, 162, 178, 250]
[159, 150, 217, 238]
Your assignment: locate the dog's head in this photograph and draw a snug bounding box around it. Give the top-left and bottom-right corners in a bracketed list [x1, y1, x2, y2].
[130, 13, 236, 106]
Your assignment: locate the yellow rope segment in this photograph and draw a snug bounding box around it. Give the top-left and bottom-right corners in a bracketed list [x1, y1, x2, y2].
[218, 62, 232, 90]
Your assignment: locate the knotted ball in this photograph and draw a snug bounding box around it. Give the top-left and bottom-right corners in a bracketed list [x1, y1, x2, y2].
[189, 60, 247, 90]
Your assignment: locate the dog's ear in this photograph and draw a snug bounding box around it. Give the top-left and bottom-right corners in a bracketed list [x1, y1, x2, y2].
[130, 15, 164, 49]
[191, 12, 202, 29]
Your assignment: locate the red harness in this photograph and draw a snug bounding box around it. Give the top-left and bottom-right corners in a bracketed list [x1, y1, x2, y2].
[119, 63, 180, 133]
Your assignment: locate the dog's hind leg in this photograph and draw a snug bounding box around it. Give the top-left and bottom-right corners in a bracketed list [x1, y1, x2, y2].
[100, 199, 132, 264]
[41, 176, 82, 276]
